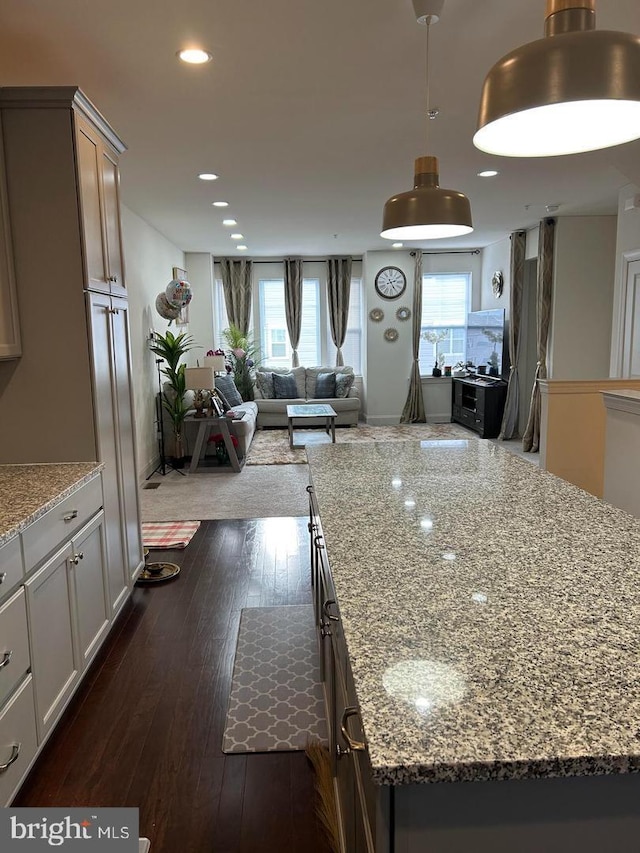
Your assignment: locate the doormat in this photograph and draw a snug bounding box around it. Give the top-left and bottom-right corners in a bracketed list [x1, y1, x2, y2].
[222, 605, 327, 753]
[141, 521, 201, 549]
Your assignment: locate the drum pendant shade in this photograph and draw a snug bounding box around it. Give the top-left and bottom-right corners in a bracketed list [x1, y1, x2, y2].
[474, 1, 640, 157]
[381, 156, 473, 240]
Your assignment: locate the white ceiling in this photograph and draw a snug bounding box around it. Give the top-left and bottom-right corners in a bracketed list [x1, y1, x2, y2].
[1, 0, 640, 257]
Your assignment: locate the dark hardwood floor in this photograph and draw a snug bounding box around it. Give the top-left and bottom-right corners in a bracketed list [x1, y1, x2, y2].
[15, 517, 328, 853]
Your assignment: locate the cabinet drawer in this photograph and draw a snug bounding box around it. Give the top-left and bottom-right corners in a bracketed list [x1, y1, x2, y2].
[0, 675, 38, 806]
[21, 475, 103, 569]
[0, 536, 24, 600]
[0, 589, 30, 709]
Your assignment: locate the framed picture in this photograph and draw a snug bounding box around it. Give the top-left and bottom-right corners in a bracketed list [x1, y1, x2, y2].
[172, 267, 189, 326]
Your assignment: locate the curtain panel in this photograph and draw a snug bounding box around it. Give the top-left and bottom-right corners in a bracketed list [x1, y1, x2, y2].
[326, 257, 352, 367]
[523, 218, 556, 452]
[498, 230, 527, 440]
[219, 258, 253, 334]
[400, 252, 426, 423]
[284, 258, 303, 367]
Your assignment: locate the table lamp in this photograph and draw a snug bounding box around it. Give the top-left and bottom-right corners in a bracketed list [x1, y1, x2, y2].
[184, 366, 215, 418]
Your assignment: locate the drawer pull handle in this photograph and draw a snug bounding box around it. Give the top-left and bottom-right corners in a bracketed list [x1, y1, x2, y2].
[0, 651, 12, 670]
[323, 599, 339, 622]
[314, 535, 324, 550]
[0, 743, 21, 772]
[337, 707, 367, 756]
[306, 485, 314, 494]
[63, 510, 78, 522]
[70, 552, 84, 565]
[0, 572, 6, 585]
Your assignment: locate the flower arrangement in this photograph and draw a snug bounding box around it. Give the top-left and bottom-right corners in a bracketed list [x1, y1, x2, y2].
[421, 328, 450, 376]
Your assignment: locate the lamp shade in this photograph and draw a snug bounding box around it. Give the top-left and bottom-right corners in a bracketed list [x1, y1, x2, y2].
[474, 1, 640, 157]
[204, 355, 226, 372]
[381, 156, 473, 241]
[184, 366, 215, 390]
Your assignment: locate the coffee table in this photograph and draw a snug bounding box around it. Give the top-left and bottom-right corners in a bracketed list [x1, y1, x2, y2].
[287, 403, 337, 449]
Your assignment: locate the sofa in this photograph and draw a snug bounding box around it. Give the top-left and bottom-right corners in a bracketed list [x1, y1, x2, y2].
[253, 366, 360, 428]
[161, 385, 258, 461]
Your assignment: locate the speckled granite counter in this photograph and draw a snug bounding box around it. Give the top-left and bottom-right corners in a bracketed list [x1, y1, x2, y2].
[307, 439, 640, 786]
[0, 463, 103, 547]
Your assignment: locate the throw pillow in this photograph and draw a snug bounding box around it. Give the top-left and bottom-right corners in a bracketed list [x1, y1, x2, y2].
[215, 374, 244, 407]
[315, 372, 336, 399]
[255, 371, 275, 399]
[335, 372, 355, 398]
[273, 372, 299, 399]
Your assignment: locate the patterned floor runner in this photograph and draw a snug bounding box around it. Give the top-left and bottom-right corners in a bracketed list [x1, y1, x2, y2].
[141, 520, 201, 548]
[222, 605, 327, 753]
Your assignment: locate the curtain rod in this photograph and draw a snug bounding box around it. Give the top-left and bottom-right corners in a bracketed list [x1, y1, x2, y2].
[214, 257, 363, 264]
[411, 249, 481, 256]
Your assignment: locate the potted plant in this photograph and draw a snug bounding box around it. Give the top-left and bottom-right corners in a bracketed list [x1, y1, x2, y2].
[149, 329, 196, 466]
[487, 350, 500, 376]
[221, 324, 261, 401]
[421, 329, 449, 377]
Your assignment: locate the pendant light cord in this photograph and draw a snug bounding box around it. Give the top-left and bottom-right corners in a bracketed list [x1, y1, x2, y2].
[425, 18, 431, 151]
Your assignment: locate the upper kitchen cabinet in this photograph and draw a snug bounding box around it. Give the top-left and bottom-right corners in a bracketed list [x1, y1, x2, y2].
[76, 114, 126, 296]
[0, 115, 21, 358]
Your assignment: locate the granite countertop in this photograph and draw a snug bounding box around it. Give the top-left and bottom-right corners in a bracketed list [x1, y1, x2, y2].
[0, 463, 103, 547]
[306, 439, 640, 786]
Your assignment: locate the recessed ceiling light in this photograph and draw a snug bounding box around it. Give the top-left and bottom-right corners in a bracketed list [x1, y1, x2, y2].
[230, 233, 244, 240]
[392, 242, 404, 248]
[477, 170, 499, 178]
[222, 219, 237, 226]
[198, 173, 218, 181]
[237, 245, 248, 251]
[178, 49, 212, 65]
[212, 201, 228, 207]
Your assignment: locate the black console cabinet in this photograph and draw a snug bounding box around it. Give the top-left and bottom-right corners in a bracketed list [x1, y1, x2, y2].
[452, 378, 507, 438]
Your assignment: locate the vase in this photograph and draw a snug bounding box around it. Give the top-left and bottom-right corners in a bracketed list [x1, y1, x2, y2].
[215, 442, 229, 465]
[432, 366, 442, 377]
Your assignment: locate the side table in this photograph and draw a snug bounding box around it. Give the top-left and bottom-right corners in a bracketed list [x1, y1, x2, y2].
[187, 413, 246, 473]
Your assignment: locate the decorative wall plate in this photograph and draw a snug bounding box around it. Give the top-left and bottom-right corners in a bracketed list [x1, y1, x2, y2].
[396, 306, 411, 321]
[383, 327, 399, 342]
[369, 307, 384, 322]
[492, 270, 504, 298]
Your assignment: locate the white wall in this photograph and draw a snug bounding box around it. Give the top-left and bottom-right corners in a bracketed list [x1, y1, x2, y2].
[480, 236, 511, 312]
[121, 205, 185, 479]
[184, 252, 215, 364]
[549, 216, 617, 380]
[610, 183, 640, 376]
[363, 248, 483, 424]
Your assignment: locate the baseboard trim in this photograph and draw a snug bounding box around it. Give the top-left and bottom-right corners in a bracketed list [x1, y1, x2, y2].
[365, 415, 453, 426]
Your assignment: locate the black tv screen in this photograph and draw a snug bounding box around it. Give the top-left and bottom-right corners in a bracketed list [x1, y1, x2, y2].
[466, 309, 508, 377]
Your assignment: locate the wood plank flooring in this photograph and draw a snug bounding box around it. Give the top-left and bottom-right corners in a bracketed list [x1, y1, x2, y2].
[14, 517, 328, 853]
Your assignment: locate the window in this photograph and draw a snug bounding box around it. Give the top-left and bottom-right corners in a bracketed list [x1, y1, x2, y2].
[419, 273, 471, 374]
[258, 278, 321, 368]
[213, 280, 229, 349]
[327, 278, 363, 374]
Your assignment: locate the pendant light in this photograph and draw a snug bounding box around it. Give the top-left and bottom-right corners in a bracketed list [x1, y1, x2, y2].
[474, 0, 640, 158]
[381, 0, 473, 241]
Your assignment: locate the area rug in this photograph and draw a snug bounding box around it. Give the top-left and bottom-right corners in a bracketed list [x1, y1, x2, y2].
[222, 605, 327, 753]
[140, 465, 310, 521]
[246, 422, 474, 465]
[141, 520, 201, 548]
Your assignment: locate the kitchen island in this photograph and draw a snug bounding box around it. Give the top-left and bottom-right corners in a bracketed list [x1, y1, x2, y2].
[306, 439, 640, 852]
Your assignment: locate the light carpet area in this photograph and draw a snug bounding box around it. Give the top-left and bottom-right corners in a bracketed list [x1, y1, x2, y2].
[222, 605, 327, 753]
[140, 464, 311, 521]
[246, 422, 473, 465]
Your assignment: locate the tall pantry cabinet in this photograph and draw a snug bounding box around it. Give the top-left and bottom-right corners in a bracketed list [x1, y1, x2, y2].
[0, 87, 143, 611]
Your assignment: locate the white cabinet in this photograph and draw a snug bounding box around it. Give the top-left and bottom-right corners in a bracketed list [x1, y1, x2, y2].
[0, 114, 20, 359]
[0, 676, 37, 806]
[0, 86, 143, 589]
[25, 542, 80, 742]
[70, 511, 109, 667]
[76, 116, 126, 297]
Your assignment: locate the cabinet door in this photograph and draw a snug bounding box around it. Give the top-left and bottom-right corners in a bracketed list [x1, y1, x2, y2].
[70, 511, 110, 668]
[110, 298, 143, 581]
[0, 115, 20, 359]
[101, 150, 126, 297]
[87, 292, 128, 613]
[25, 543, 80, 742]
[76, 122, 109, 294]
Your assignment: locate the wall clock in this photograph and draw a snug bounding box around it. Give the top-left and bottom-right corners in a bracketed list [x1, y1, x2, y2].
[375, 266, 406, 300]
[492, 270, 504, 298]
